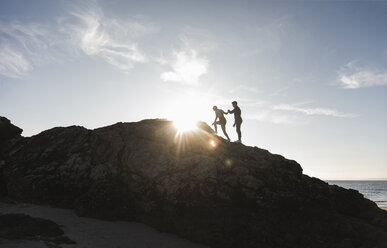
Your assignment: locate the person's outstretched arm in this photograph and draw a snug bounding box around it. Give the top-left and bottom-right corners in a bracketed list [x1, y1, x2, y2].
[228, 108, 235, 114]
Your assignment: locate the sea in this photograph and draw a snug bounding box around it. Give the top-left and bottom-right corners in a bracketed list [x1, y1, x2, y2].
[327, 181, 387, 209]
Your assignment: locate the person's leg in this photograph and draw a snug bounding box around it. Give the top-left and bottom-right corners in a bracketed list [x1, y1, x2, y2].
[221, 124, 230, 141]
[213, 121, 218, 133]
[236, 122, 242, 141]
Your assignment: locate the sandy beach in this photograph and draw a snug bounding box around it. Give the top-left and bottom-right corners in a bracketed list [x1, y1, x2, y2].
[0, 201, 208, 248]
[2, 202, 387, 248]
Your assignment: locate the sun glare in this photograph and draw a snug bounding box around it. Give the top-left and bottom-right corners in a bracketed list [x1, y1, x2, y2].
[166, 90, 215, 134]
[173, 119, 198, 133]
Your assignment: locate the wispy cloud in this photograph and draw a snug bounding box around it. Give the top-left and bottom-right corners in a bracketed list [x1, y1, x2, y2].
[0, 46, 32, 78]
[247, 110, 303, 125]
[0, 21, 53, 78]
[338, 61, 387, 89]
[179, 27, 217, 52]
[270, 86, 289, 96]
[0, 1, 158, 78]
[160, 39, 209, 85]
[62, 6, 156, 71]
[230, 98, 302, 125]
[274, 104, 357, 118]
[0, 22, 52, 52]
[240, 16, 291, 57]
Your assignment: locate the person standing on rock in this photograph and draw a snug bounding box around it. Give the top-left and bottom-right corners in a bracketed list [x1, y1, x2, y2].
[212, 106, 230, 141]
[228, 101, 242, 143]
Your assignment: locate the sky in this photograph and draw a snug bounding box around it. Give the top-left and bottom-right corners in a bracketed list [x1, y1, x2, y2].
[1, 0, 386, 180]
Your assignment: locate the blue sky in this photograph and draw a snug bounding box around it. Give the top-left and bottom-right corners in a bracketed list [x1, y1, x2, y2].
[1, 0, 386, 180]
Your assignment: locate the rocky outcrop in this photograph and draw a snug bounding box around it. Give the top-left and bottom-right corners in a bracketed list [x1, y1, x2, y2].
[0, 117, 22, 146]
[0, 213, 74, 244]
[0, 117, 23, 196]
[0, 117, 387, 248]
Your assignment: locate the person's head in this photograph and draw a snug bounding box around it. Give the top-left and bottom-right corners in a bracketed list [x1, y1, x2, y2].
[212, 106, 218, 111]
[232, 101, 238, 107]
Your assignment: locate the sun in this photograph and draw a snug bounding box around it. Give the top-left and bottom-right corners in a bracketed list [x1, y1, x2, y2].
[165, 90, 214, 134]
[173, 118, 198, 133]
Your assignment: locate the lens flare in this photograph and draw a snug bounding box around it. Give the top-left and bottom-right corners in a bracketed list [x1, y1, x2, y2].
[225, 159, 233, 167]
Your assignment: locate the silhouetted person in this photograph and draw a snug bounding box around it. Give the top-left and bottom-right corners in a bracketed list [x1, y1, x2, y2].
[228, 101, 242, 143]
[212, 106, 230, 141]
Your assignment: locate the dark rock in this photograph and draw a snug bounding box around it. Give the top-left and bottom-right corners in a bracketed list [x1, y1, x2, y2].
[0, 117, 22, 145]
[0, 213, 74, 244]
[1, 116, 387, 247]
[0, 117, 23, 196]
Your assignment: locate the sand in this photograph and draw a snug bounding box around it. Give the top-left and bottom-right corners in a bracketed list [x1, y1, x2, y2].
[2, 200, 386, 248]
[0, 201, 208, 248]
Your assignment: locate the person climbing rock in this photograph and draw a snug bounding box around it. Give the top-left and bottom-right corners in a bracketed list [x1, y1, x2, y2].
[228, 101, 242, 143]
[212, 106, 230, 141]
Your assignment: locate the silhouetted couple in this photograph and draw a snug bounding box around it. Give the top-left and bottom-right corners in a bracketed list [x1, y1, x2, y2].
[212, 101, 242, 143]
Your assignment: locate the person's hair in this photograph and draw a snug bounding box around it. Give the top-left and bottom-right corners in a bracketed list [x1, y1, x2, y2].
[232, 101, 237, 105]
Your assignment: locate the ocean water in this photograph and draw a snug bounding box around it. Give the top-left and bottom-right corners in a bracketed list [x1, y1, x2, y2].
[327, 181, 387, 208]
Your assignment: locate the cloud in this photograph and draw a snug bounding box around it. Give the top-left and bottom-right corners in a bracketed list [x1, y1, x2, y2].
[244, 100, 357, 125]
[0, 22, 51, 51]
[62, 8, 156, 71]
[270, 86, 290, 96]
[273, 104, 357, 118]
[247, 111, 303, 125]
[0, 1, 158, 78]
[229, 98, 302, 125]
[338, 61, 387, 89]
[160, 44, 209, 85]
[179, 27, 217, 52]
[0, 46, 32, 78]
[0, 21, 53, 78]
[240, 16, 291, 57]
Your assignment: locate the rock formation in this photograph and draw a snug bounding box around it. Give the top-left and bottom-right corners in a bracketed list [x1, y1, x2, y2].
[0, 117, 22, 146]
[0, 213, 74, 245]
[1, 116, 387, 248]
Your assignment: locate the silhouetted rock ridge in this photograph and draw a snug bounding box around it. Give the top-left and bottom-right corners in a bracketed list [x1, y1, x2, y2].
[1, 117, 387, 248]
